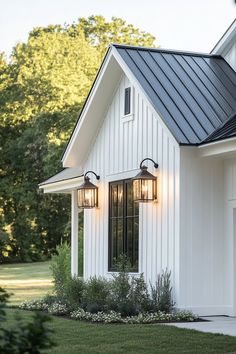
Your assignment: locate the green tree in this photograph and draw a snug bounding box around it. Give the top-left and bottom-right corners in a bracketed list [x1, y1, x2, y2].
[0, 16, 156, 262]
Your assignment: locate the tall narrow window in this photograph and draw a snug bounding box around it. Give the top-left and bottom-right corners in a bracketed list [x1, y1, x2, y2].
[124, 87, 131, 115]
[109, 179, 139, 272]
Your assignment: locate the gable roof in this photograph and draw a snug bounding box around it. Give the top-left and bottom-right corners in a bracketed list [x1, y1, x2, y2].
[114, 44, 236, 145]
[62, 43, 236, 167]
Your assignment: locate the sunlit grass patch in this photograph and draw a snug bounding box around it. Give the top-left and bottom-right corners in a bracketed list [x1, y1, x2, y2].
[0, 261, 53, 305]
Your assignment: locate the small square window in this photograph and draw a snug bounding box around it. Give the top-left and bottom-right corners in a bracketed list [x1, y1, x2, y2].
[124, 87, 131, 116]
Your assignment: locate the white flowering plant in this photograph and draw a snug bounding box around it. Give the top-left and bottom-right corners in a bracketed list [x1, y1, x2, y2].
[20, 299, 198, 324]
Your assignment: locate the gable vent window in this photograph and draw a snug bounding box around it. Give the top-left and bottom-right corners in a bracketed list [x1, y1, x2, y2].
[124, 87, 131, 115]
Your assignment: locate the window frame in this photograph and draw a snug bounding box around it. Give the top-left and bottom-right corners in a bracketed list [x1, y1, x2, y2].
[122, 86, 134, 120]
[108, 178, 139, 272]
[124, 87, 131, 116]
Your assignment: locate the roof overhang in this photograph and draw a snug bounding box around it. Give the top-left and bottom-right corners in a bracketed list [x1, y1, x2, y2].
[39, 168, 83, 193]
[211, 19, 236, 55]
[197, 136, 236, 158]
[39, 176, 83, 194]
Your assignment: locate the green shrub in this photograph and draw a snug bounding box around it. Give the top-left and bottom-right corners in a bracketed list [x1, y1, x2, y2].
[130, 274, 150, 312]
[82, 276, 110, 313]
[64, 277, 84, 306]
[150, 269, 174, 313]
[50, 243, 71, 298]
[0, 287, 55, 353]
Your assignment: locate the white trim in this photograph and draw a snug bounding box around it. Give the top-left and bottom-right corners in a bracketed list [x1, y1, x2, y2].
[211, 19, 236, 55]
[198, 137, 236, 149]
[39, 176, 83, 193]
[197, 137, 236, 158]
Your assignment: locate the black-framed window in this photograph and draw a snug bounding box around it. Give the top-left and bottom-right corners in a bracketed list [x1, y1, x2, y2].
[108, 179, 139, 272]
[124, 87, 131, 115]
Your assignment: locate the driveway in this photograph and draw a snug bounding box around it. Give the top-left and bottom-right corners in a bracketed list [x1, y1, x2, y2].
[167, 316, 236, 337]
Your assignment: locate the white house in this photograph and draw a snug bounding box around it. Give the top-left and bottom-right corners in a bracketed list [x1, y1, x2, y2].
[40, 20, 236, 316]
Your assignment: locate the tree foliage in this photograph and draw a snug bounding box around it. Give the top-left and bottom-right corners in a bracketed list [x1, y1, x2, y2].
[0, 16, 156, 262]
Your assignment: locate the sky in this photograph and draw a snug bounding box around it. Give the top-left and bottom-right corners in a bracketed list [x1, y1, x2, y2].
[0, 0, 235, 57]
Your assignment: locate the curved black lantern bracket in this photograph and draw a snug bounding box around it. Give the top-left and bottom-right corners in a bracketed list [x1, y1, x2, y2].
[84, 171, 100, 180]
[140, 158, 159, 170]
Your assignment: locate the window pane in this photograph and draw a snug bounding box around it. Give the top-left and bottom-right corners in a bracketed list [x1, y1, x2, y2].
[117, 184, 123, 217]
[117, 219, 123, 256]
[111, 219, 117, 261]
[124, 87, 131, 115]
[111, 185, 118, 217]
[109, 179, 139, 272]
[126, 182, 133, 216]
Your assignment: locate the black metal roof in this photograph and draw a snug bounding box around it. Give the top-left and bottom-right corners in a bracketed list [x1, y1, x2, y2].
[114, 44, 236, 145]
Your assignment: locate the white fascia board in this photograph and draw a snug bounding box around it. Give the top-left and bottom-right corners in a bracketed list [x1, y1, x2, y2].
[198, 137, 236, 157]
[62, 47, 113, 166]
[111, 47, 179, 147]
[211, 19, 236, 55]
[39, 176, 83, 194]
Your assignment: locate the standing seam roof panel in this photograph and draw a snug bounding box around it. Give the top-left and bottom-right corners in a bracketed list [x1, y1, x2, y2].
[161, 54, 224, 128]
[114, 44, 236, 144]
[150, 52, 216, 133]
[136, 50, 209, 138]
[174, 55, 232, 118]
[125, 49, 202, 142]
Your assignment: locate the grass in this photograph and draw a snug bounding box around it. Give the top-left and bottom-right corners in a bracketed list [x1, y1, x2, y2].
[3, 308, 236, 354]
[2, 262, 236, 353]
[0, 261, 53, 305]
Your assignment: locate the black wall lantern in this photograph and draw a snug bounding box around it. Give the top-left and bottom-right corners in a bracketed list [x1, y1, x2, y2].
[132, 158, 158, 202]
[77, 171, 100, 209]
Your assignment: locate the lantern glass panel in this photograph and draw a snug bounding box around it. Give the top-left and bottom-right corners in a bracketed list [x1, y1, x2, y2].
[78, 188, 97, 208]
[133, 178, 156, 202]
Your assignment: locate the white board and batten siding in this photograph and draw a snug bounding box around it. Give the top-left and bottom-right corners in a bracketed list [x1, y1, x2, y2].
[82, 74, 181, 304]
[224, 157, 236, 316]
[179, 148, 236, 315]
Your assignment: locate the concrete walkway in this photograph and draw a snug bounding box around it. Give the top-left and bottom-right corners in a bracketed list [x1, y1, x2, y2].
[167, 316, 236, 337]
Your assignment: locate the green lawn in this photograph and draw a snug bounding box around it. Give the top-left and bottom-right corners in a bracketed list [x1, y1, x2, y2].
[0, 261, 53, 305]
[2, 262, 236, 353]
[4, 308, 236, 354]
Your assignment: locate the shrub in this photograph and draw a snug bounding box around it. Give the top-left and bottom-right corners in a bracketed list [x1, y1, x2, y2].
[130, 274, 150, 312]
[82, 276, 110, 313]
[64, 277, 84, 306]
[50, 243, 71, 298]
[0, 287, 55, 353]
[150, 269, 174, 313]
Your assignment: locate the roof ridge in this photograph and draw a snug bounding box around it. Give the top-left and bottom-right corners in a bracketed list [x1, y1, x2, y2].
[111, 43, 221, 58]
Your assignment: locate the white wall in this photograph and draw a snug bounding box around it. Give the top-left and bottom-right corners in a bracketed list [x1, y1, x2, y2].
[179, 148, 230, 315]
[82, 73, 181, 304]
[224, 157, 236, 316]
